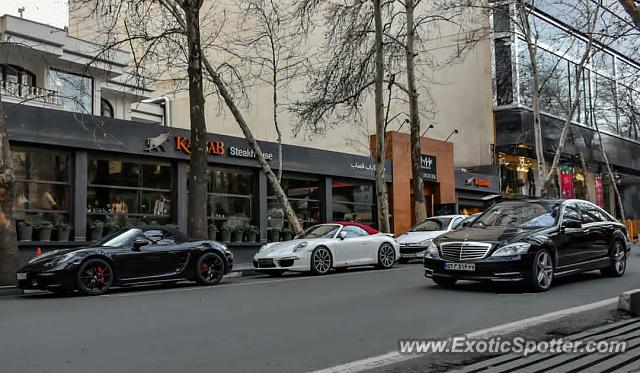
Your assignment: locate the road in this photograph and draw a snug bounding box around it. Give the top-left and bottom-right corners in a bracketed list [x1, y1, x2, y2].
[1, 253, 639, 373]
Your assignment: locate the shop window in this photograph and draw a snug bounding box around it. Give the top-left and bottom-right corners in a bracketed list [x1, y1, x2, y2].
[101, 98, 114, 118]
[12, 148, 71, 231]
[88, 157, 172, 226]
[331, 178, 376, 227]
[1, 64, 36, 97]
[268, 176, 321, 229]
[499, 154, 536, 197]
[48, 69, 93, 114]
[207, 167, 254, 229]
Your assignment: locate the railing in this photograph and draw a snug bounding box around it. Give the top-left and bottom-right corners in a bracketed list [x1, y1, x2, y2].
[0, 80, 60, 106]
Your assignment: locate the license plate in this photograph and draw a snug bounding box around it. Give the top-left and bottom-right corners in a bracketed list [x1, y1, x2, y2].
[16, 273, 27, 280]
[445, 263, 475, 271]
[402, 253, 417, 258]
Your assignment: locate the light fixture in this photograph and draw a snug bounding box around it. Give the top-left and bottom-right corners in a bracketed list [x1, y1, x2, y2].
[444, 129, 459, 142]
[421, 124, 434, 137]
[397, 118, 410, 132]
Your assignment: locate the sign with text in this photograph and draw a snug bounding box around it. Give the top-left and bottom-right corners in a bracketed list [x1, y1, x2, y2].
[421, 154, 437, 181]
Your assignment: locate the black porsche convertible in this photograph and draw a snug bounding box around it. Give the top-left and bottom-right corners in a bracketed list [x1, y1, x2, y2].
[16, 226, 233, 295]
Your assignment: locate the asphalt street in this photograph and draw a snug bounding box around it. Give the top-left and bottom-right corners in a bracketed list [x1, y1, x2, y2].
[1, 253, 639, 373]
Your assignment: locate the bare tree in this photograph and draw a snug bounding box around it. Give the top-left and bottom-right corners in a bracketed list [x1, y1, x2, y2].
[0, 97, 17, 285]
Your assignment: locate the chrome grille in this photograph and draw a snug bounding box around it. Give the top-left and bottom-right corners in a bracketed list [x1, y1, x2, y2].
[440, 242, 492, 261]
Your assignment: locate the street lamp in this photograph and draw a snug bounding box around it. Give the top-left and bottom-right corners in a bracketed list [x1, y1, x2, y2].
[141, 97, 172, 127]
[421, 124, 434, 137]
[444, 129, 459, 142]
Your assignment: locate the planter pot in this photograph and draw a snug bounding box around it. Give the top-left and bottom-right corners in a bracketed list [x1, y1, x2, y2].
[37, 228, 53, 242]
[56, 229, 71, 242]
[231, 231, 244, 242]
[280, 232, 293, 241]
[208, 229, 217, 241]
[18, 226, 33, 241]
[220, 231, 231, 242]
[89, 227, 103, 241]
[245, 231, 257, 243]
[268, 230, 280, 242]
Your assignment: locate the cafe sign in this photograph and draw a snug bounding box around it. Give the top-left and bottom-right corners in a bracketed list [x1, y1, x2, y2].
[145, 132, 273, 161]
[421, 154, 437, 181]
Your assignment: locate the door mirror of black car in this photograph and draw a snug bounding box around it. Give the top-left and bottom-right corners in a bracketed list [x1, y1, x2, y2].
[562, 219, 582, 229]
[338, 231, 347, 240]
[132, 238, 148, 250]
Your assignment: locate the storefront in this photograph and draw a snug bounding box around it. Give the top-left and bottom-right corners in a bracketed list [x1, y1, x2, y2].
[455, 170, 501, 214]
[6, 103, 390, 265]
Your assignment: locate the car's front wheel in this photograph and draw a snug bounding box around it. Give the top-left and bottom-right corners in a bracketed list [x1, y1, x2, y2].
[77, 258, 114, 296]
[196, 252, 225, 285]
[310, 247, 332, 275]
[376, 243, 396, 269]
[601, 241, 626, 277]
[527, 249, 554, 292]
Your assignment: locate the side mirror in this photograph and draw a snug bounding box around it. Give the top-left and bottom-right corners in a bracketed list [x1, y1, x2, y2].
[562, 219, 582, 229]
[338, 231, 347, 240]
[133, 238, 148, 250]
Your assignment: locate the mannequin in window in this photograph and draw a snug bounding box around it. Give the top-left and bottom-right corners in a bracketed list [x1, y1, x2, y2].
[111, 195, 128, 215]
[527, 168, 536, 196]
[153, 194, 168, 215]
[40, 189, 58, 210]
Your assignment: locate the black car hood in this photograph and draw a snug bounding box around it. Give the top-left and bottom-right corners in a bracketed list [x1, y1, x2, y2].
[435, 226, 550, 246]
[21, 246, 103, 267]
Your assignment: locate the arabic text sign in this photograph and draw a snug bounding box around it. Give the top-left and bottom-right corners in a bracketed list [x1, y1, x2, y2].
[421, 154, 437, 181]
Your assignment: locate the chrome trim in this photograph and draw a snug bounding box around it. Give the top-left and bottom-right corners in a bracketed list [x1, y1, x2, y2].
[439, 242, 493, 261]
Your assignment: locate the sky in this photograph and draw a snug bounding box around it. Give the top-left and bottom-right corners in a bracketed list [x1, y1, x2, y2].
[0, 0, 69, 29]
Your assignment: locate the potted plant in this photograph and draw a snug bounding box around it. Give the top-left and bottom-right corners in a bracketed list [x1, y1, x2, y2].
[55, 222, 71, 241]
[35, 221, 54, 242]
[219, 225, 232, 243]
[231, 226, 244, 242]
[280, 227, 293, 241]
[88, 220, 105, 241]
[244, 226, 259, 243]
[267, 227, 281, 242]
[208, 223, 217, 241]
[17, 220, 33, 241]
[104, 221, 121, 235]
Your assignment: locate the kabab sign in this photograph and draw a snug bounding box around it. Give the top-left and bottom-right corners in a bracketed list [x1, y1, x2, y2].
[145, 133, 274, 161]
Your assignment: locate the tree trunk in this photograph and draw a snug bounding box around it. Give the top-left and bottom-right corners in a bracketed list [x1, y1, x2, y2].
[405, 0, 426, 222]
[373, 0, 391, 233]
[183, 0, 208, 239]
[619, 0, 640, 29]
[272, 66, 283, 183]
[0, 101, 18, 285]
[202, 57, 303, 234]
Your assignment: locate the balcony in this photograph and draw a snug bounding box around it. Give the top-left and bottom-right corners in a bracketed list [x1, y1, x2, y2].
[0, 80, 60, 107]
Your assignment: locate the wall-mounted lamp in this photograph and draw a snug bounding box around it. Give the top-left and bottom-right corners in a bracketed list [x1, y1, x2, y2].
[141, 97, 172, 127]
[421, 124, 434, 137]
[444, 129, 459, 142]
[396, 118, 410, 132]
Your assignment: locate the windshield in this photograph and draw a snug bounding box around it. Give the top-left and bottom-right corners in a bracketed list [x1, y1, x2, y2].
[97, 228, 142, 247]
[471, 202, 560, 228]
[410, 218, 453, 232]
[302, 225, 340, 239]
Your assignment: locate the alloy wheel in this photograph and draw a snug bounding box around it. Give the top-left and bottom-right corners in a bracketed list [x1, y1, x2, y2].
[79, 260, 113, 295]
[379, 244, 395, 268]
[199, 254, 225, 284]
[312, 248, 331, 274]
[536, 251, 553, 289]
[614, 243, 626, 275]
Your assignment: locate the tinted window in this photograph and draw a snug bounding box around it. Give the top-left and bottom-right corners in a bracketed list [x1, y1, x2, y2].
[472, 202, 560, 228]
[343, 226, 368, 238]
[563, 204, 582, 222]
[579, 203, 605, 223]
[411, 218, 453, 232]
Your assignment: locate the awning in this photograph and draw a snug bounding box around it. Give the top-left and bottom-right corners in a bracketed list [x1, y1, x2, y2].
[456, 191, 502, 203]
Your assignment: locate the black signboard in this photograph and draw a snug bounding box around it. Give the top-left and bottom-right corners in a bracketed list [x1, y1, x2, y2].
[421, 154, 437, 181]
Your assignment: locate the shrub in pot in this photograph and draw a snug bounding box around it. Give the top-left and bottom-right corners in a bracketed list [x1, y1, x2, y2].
[17, 220, 33, 241]
[35, 221, 54, 242]
[88, 220, 105, 241]
[244, 226, 259, 243]
[231, 226, 244, 242]
[267, 227, 281, 242]
[280, 227, 293, 241]
[219, 226, 232, 242]
[56, 222, 71, 241]
[208, 224, 217, 241]
[104, 221, 121, 236]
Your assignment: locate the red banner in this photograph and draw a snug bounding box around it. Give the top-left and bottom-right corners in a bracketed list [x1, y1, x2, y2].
[560, 173, 574, 199]
[595, 176, 604, 207]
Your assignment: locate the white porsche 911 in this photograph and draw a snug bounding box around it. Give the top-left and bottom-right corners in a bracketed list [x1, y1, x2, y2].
[253, 222, 400, 276]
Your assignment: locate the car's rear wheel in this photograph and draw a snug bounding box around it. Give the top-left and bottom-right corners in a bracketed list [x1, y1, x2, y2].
[527, 249, 554, 292]
[601, 241, 626, 277]
[310, 247, 332, 275]
[433, 277, 457, 287]
[77, 259, 114, 296]
[376, 243, 396, 269]
[196, 252, 225, 285]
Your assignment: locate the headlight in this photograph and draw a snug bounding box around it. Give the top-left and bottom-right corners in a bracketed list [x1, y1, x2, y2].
[418, 239, 432, 246]
[293, 242, 308, 253]
[259, 245, 267, 253]
[425, 241, 439, 259]
[491, 242, 531, 257]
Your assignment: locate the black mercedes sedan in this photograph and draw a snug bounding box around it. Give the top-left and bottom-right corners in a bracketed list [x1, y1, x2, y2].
[16, 226, 233, 295]
[424, 199, 629, 292]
